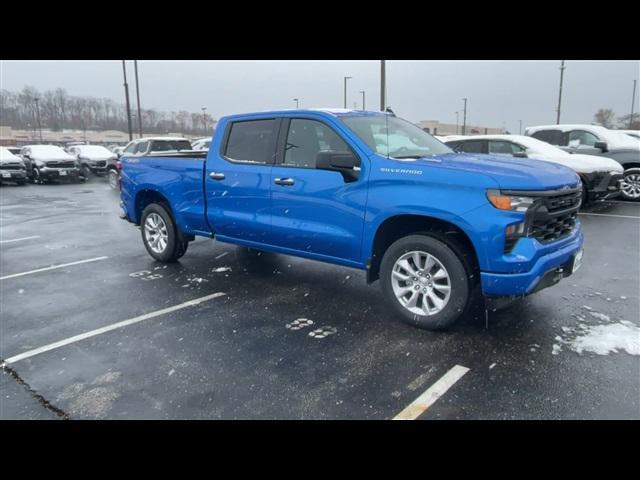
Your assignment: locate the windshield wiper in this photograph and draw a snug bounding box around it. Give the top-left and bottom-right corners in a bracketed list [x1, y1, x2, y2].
[393, 155, 424, 159]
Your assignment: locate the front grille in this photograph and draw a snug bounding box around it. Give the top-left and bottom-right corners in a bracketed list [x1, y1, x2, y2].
[530, 211, 578, 243]
[94, 161, 107, 167]
[46, 161, 76, 168]
[528, 189, 581, 244]
[0, 164, 24, 170]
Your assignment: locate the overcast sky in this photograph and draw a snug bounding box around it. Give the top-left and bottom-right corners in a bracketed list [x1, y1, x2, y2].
[1, 60, 638, 132]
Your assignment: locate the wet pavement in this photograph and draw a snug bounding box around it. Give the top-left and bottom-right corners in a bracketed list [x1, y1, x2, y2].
[1, 180, 638, 419]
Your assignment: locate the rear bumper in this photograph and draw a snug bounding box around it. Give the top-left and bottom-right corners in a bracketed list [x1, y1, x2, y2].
[480, 228, 584, 297]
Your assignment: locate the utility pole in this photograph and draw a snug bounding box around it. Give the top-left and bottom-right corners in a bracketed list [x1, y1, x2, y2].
[293, 98, 299, 108]
[360, 90, 366, 110]
[122, 60, 133, 141]
[462, 98, 468, 135]
[134, 60, 143, 138]
[380, 60, 386, 111]
[556, 60, 566, 124]
[202, 107, 207, 135]
[630, 79, 637, 128]
[34, 97, 42, 142]
[455, 111, 459, 134]
[343, 76, 352, 109]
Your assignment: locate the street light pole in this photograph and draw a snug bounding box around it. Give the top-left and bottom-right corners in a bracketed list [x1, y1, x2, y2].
[202, 107, 207, 136]
[455, 111, 459, 134]
[122, 60, 133, 141]
[380, 60, 386, 111]
[462, 98, 468, 135]
[630, 79, 637, 128]
[519, 120, 523, 135]
[343, 76, 352, 109]
[360, 90, 366, 111]
[34, 97, 43, 142]
[556, 60, 566, 124]
[134, 60, 143, 138]
[293, 98, 299, 108]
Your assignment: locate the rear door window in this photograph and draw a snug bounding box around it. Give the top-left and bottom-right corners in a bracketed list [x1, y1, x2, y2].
[454, 140, 485, 154]
[223, 119, 278, 164]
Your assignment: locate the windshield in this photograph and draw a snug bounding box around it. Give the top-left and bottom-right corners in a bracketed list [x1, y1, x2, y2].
[341, 115, 453, 158]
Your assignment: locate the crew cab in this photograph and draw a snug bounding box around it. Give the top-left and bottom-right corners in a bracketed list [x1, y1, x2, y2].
[443, 134, 623, 204]
[20, 145, 80, 184]
[120, 109, 585, 330]
[0, 147, 28, 185]
[525, 124, 640, 201]
[67, 144, 116, 178]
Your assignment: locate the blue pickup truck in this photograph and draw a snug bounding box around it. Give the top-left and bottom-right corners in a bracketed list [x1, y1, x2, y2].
[120, 109, 584, 330]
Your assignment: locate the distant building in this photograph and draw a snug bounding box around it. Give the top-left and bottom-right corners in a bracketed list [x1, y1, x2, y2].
[417, 120, 507, 137]
[0, 126, 199, 147]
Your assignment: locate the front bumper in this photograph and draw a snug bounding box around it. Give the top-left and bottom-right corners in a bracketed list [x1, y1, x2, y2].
[39, 167, 80, 180]
[582, 171, 623, 200]
[0, 170, 27, 180]
[480, 228, 584, 297]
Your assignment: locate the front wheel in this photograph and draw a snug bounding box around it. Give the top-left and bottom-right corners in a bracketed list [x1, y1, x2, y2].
[140, 203, 188, 262]
[620, 168, 640, 201]
[380, 234, 471, 330]
[32, 168, 42, 184]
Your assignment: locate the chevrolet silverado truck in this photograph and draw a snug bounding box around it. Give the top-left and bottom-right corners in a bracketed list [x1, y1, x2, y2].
[120, 109, 585, 330]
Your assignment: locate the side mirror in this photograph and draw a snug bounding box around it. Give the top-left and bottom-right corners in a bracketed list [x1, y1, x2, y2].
[594, 141, 608, 152]
[316, 151, 360, 182]
[513, 152, 528, 158]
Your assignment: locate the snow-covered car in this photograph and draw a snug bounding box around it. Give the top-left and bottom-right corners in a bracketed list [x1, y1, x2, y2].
[444, 134, 624, 204]
[524, 124, 640, 201]
[0, 147, 28, 185]
[67, 144, 117, 178]
[191, 138, 211, 151]
[20, 145, 80, 184]
[120, 137, 193, 157]
[617, 130, 640, 140]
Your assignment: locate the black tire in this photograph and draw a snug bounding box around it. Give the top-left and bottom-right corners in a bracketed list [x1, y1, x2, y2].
[140, 203, 189, 262]
[108, 169, 119, 190]
[580, 186, 588, 208]
[380, 234, 471, 330]
[81, 165, 91, 180]
[620, 167, 640, 202]
[32, 168, 41, 184]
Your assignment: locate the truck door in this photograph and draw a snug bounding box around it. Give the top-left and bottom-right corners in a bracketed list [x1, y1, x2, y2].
[205, 118, 279, 244]
[268, 117, 367, 265]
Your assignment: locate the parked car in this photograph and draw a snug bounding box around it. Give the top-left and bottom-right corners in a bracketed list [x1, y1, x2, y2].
[120, 137, 193, 157]
[20, 145, 80, 184]
[67, 144, 116, 179]
[191, 138, 211, 151]
[524, 124, 640, 201]
[120, 109, 584, 331]
[0, 147, 28, 185]
[617, 130, 640, 140]
[444, 134, 623, 205]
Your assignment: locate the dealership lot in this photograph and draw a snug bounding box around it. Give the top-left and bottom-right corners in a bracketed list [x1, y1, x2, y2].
[1, 181, 638, 419]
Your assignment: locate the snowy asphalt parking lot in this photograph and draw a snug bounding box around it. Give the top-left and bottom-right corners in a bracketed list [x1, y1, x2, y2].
[1, 180, 638, 419]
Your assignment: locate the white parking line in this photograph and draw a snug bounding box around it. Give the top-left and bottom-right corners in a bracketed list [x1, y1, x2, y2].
[393, 365, 470, 420]
[1, 292, 226, 366]
[0, 235, 41, 244]
[215, 252, 229, 260]
[0, 256, 109, 281]
[579, 212, 640, 219]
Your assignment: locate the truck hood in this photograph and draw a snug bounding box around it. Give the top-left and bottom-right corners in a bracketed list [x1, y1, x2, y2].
[527, 152, 623, 174]
[416, 153, 580, 190]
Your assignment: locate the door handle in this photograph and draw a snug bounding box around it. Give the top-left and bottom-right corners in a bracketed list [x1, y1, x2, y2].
[209, 172, 225, 180]
[274, 177, 295, 186]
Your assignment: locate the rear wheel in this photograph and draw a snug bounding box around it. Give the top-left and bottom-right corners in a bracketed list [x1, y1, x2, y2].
[620, 168, 640, 201]
[380, 234, 471, 330]
[108, 169, 119, 190]
[140, 203, 189, 262]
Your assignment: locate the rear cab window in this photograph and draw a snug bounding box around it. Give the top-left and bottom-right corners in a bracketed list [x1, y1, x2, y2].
[222, 119, 279, 164]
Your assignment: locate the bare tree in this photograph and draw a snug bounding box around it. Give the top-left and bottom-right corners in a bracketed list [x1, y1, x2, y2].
[593, 108, 616, 128]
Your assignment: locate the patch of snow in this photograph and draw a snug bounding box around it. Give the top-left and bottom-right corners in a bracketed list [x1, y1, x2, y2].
[489, 363, 497, 369]
[212, 267, 231, 273]
[558, 321, 640, 356]
[588, 311, 611, 322]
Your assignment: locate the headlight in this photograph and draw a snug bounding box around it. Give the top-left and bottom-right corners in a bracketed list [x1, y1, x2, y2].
[486, 189, 536, 212]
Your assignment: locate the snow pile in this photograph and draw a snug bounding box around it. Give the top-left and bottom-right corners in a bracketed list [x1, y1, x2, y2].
[554, 319, 640, 356]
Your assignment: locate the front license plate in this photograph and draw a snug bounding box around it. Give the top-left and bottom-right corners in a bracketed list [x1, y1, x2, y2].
[2, 172, 10, 178]
[572, 249, 583, 273]
[59, 170, 67, 176]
